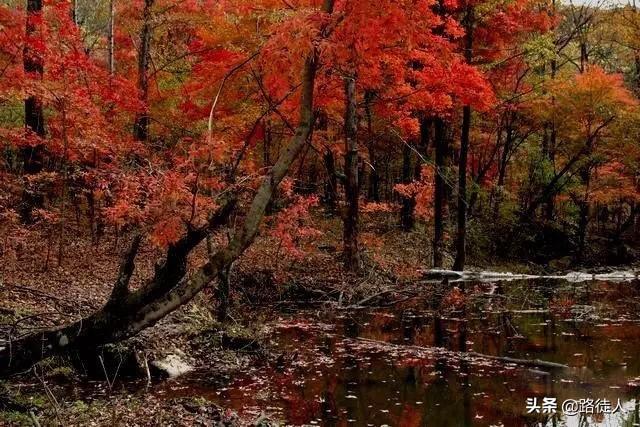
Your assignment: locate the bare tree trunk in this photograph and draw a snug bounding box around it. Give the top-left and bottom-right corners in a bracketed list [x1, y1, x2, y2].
[0, 0, 336, 377]
[323, 148, 338, 211]
[400, 142, 415, 231]
[21, 0, 46, 223]
[107, 0, 115, 75]
[576, 166, 592, 262]
[453, 105, 471, 271]
[133, 0, 153, 142]
[343, 76, 361, 272]
[453, 7, 474, 272]
[545, 57, 558, 221]
[433, 118, 447, 268]
[71, 0, 78, 24]
[364, 91, 379, 202]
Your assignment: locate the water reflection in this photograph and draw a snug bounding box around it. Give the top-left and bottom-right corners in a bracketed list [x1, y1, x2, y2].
[163, 278, 640, 426]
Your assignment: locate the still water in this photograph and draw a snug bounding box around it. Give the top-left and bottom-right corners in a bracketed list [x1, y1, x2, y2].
[162, 278, 640, 426]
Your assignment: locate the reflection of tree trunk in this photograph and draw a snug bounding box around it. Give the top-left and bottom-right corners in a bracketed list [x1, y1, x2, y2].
[343, 76, 361, 272]
[434, 316, 444, 347]
[400, 143, 415, 231]
[461, 358, 472, 427]
[433, 119, 448, 268]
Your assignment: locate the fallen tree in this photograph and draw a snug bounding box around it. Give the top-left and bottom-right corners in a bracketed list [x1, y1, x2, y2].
[0, 0, 335, 378]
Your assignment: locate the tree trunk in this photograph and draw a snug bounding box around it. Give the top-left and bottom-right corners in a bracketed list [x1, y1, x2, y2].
[453, 7, 473, 272]
[545, 57, 558, 221]
[0, 0, 335, 377]
[216, 267, 230, 322]
[416, 117, 431, 178]
[433, 118, 447, 268]
[323, 148, 339, 211]
[133, 0, 153, 142]
[576, 166, 592, 262]
[453, 105, 471, 271]
[400, 142, 415, 231]
[71, 0, 78, 24]
[21, 0, 46, 223]
[343, 76, 361, 271]
[107, 0, 115, 75]
[364, 91, 379, 202]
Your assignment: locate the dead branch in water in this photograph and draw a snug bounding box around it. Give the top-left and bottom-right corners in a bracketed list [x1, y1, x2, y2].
[351, 336, 569, 370]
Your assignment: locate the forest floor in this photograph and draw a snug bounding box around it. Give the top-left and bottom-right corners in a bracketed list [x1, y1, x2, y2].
[0, 211, 630, 425]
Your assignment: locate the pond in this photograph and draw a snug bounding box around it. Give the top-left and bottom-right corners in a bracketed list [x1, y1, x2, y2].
[159, 277, 640, 426]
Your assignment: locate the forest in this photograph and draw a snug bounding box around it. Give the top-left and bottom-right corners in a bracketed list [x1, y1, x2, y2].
[1, 0, 640, 425]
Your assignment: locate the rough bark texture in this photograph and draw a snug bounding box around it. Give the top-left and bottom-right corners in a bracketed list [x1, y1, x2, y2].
[133, 0, 153, 142]
[323, 148, 339, 210]
[453, 8, 473, 272]
[433, 118, 447, 268]
[0, 0, 335, 377]
[107, 0, 115, 74]
[364, 91, 379, 202]
[343, 76, 361, 271]
[400, 142, 415, 231]
[453, 105, 471, 271]
[21, 0, 46, 222]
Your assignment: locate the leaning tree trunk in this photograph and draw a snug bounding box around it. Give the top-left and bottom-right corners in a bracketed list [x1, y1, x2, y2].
[343, 75, 361, 272]
[0, 0, 335, 377]
[21, 0, 46, 223]
[133, 0, 153, 142]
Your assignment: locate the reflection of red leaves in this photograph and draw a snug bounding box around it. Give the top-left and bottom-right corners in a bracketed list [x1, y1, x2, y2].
[443, 287, 465, 309]
[550, 296, 575, 318]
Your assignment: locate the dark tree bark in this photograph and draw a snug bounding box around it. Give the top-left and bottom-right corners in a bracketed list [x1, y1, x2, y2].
[107, 0, 115, 75]
[323, 148, 339, 211]
[364, 91, 379, 202]
[133, 0, 153, 142]
[343, 76, 361, 271]
[433, 118, 448, 268]
[544, 57, 558, 220]
[453, 104, 471, 271]
[0, 0, 336, 377]
[400, 142, 415, 231]
[576, 160, 593, 262]
[453, 6, 474, 272]
[21, 0, 46, 222]
[416, 117, 431, 178]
